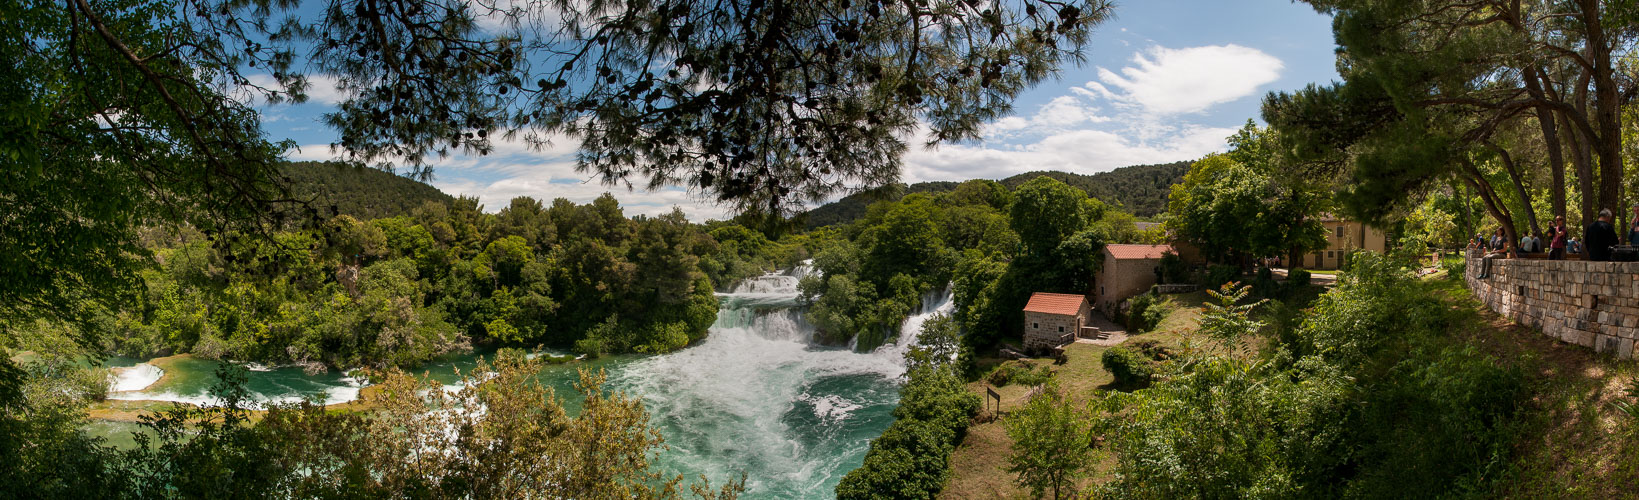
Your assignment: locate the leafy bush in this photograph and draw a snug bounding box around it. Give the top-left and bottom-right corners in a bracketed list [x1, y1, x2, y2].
[1101, 347, 1154, 386]
[986, 360, 1053, 387]
[1288, 269, 1311, 287]
[1202, 264, 1242, 290]
[1125, 293, 1174, 333]
[1442, 258, 1465, 280]
[1252, 267, 1281, 298]
[1006, 384, 1095, 499]
[1158, 252, 1190, 284]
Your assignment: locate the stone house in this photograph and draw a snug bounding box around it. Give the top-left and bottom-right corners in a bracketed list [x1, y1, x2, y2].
[1092, 244, 1174, 315]
[1022, 292, 1091, 351]
[1304, 217, 1388, 270]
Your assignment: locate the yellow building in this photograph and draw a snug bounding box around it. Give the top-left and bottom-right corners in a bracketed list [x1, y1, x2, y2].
[1303, 217, 1387, 270]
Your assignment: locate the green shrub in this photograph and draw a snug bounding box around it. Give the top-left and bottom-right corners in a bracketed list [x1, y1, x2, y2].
[1202, 264, 1242, 290]
[1126, 293, 1174, 333]
[1101, 347, 1153, 386]
[1252, 267, 1281, 298]
[1158, 252, 1190, 284]
[1289, 269, 1311, 287]
[1442, 258, 1465, 280]
[571, 336, 605, 358]
[986, 360, 1053, 387]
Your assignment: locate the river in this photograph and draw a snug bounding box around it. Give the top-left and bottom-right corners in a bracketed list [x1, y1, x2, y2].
[90, 264, 955, 498]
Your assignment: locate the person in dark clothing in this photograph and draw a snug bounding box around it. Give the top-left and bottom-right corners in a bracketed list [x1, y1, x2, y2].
[1629, 204, 1639, 246]
[1584, 209, 1619, 261]
[1546, 215, 1569, 260]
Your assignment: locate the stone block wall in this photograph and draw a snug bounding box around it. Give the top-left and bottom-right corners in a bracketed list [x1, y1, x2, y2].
[1024, 311, 1079, 351]
[1465, 251, 1638, 359]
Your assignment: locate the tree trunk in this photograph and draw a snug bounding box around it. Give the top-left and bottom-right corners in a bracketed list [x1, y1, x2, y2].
[1524, 66, 1568, 221]
[1564, 107, 1596, 227]
[1461, 158, 1518, 250]
[1490, 143, 1540, 237]
[1580, 0, 1624, 228]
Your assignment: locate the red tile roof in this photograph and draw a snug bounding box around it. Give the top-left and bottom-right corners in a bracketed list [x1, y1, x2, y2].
[1023, 292, 1087, 316]
[1105, 244, 1174, 260]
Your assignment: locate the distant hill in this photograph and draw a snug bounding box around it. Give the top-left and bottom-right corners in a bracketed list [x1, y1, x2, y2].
[800, 161, 1191, 229]
[799, 181, 960, 229]
[281, 161, 453, 220]
[997, 161, 1190, 217]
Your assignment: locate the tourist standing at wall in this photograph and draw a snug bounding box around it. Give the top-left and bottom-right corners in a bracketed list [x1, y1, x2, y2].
[1585, 209, 1619, 262]
[1628, 204, 1639, 245]
[1547, 216, 1570, 260]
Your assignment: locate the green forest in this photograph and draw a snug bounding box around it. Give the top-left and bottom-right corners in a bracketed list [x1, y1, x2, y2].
[16, 187, 819, 370]
[800, 161, 1188, 229]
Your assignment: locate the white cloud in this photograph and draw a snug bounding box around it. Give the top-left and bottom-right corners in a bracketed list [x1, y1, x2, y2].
[1086, 44, 1283, 115]
[285, 143, 341, 162]
[935, 43, 1284, 185]
[425, 133, 732, 220]
[904, 124, 1233, 183]
[299, 75, 347, 106]
[241, 74, 346, 107]
[986, 95, 1111, 137]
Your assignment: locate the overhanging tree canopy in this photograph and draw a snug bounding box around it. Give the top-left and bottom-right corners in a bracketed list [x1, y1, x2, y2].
[3, 0, 1115, 338]
[300, 0, 1114, 215]
[1265, 0, 1638, 245]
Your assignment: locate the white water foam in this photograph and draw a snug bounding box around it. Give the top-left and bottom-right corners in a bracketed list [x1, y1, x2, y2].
[106, 368, 370, 409]
[871, 285, 957, 368]
[108, 364, 163, 392]
[615, 263, 953, 496]
[801, 393, 864, 423]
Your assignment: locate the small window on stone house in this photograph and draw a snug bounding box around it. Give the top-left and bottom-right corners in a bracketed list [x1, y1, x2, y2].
[1033, 322, 1038, 329]
[1058, 326, 1064, 333]
[1328, 251, 1335, 258]
[1336, 226, 1344, 237]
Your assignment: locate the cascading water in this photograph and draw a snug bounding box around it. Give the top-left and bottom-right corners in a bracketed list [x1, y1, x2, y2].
[83, 260, 953, 499]
[615, 262, 952, 497]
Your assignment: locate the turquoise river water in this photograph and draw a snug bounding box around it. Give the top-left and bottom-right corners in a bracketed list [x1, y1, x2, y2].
[89, 265, 954, 498]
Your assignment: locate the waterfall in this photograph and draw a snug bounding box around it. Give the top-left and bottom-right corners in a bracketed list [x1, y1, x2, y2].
[108, 363, 163, 393]
[615, 262, 954, 497]
[870, 285, 957, 365]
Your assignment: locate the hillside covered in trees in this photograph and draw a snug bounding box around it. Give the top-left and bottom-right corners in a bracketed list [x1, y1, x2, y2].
[800, 161, 1189, 228]
[281, 162, 454, 220]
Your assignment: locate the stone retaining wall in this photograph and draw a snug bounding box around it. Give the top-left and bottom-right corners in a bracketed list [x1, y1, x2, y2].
[1465, 251, 1637, 359]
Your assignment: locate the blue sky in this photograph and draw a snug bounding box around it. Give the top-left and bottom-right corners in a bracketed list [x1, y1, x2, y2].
[270, 0, 1340, 220]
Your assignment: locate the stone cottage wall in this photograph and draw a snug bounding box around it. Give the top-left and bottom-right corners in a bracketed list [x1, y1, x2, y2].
[1465, 252, 1638, 359]
[1094, 259, 1161, 314]
[1024, 311, 1078, 351]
